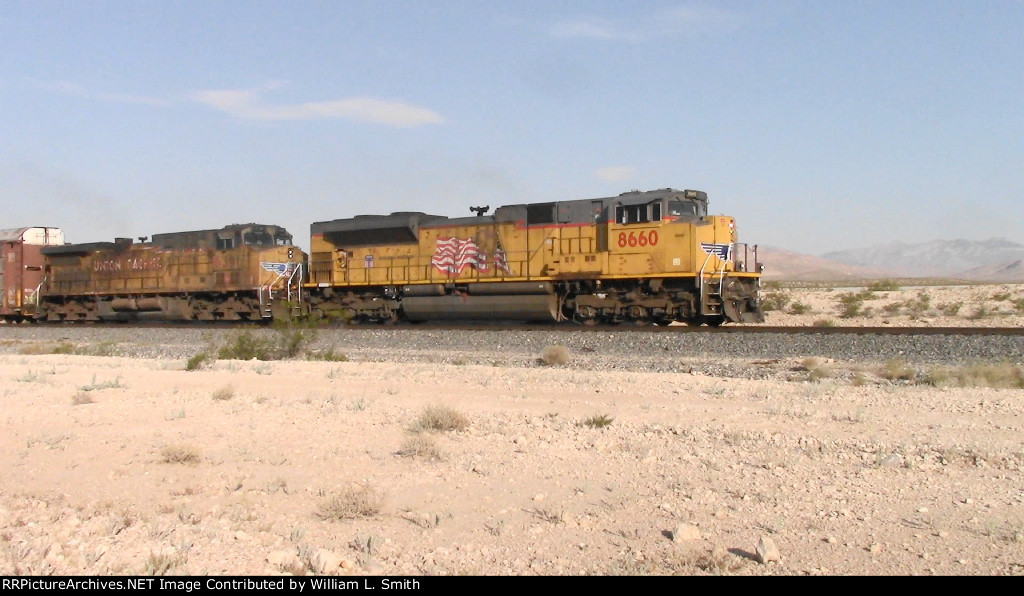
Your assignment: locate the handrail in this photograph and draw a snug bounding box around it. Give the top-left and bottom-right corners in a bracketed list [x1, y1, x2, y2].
[31, 276, 47, 309]
[697, 252, 713, 294]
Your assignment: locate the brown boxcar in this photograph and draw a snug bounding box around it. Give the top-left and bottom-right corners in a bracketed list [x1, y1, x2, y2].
[39, 223, 305, 321]
[0, 227, 65, 322]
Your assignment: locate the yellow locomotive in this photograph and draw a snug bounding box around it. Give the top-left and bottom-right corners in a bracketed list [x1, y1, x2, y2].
[306, 189, 763, 325]
[40, 223, 305, 321]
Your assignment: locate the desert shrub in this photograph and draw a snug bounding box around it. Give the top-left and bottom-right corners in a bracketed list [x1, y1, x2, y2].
[71, 392, 95, 405]
[924, 363, 1024, 389]
[967, 305, 993, 320]
[413, 405, 470, 433]
[185, 352, 213, 371]
[395, 435, 444, 460]
[581, 414, 614, 429]
[211, 385, 234, 401]
[800, 357, 832, 381]
[867, 279, 901, 292]
[907, 291, 931, 316]
[1013, 298, 1024, 314]
[218, 332, 277, 361]
[923, 367, 952, 387]
[78, 375, 124, 391]
[938, 301, 963, 316]
[879, 358, 916, 382]
[837, 292, 873, 318]
[991, 291, 1011, 302]
[812, 319, 836, 327]
[787, 301, 811, 315]
[142, 552, 186, 575]
[276, 327, 314, 358]
[881, 302, 904, 316]
[539, 345, 571, 366]
[161, 444, 201, 465]
[307, 348, 349, 362]
[218, 326, 320, 361]
[19, 341, 77, 355]
[316, 484, 384, 521]
[89, 341, 120, 357]
[760, 290, 791, 312]
[51, 341, 79, 355]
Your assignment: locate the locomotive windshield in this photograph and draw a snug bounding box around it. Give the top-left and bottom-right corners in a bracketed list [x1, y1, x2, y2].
[242, 228, 293, 247]
[668, 199, 703, 218]
[243, 231, 274, 246]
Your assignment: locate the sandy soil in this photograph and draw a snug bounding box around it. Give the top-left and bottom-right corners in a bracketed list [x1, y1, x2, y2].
[761, 283, 1024, 328]
[0, 284, 1022, 576]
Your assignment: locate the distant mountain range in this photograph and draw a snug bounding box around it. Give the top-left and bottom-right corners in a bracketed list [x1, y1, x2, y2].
[758, 238, 1024, 282]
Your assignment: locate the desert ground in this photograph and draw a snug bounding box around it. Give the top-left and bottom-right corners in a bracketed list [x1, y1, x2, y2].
[0, 283, 1022, 576]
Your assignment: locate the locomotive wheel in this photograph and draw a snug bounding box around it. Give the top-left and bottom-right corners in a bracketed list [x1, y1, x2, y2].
[706, 315, 726, 327]
[627, 305, 649, 326]
[573, 306, 599, 326]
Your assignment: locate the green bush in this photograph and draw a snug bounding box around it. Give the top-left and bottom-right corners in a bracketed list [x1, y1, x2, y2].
[837, 292, 872, 318]
[760, 290, 791, 312]
[217, 332, 277, 360]
[788, 301, 811, 315]
[216, 326, 318, 361]
[186, 352, 213, 371]
[867, 279, 901, 292]
[581, 414, 614, 429]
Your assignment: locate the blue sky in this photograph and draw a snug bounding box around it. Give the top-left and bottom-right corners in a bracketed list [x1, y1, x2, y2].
[1, 0, 1021, 254]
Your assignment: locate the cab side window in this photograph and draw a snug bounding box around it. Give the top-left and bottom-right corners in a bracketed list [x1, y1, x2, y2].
[216, 233, 236, 250]
[615, 203, 662, 224]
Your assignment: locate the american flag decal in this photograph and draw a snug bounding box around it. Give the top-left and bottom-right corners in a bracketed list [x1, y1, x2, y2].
[431, 237, 487, 275]
[700, 243, 733, 261]
[494, 239, 511, 274]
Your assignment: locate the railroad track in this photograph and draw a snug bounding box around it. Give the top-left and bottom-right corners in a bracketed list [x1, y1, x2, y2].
[394, 323, 1024, 336]
[3, 321, 1021, 336]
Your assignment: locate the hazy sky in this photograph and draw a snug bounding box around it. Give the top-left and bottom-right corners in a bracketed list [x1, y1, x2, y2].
[1, 1, 1021, 254]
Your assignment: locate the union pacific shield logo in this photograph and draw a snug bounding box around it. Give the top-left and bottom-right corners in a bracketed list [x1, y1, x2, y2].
[699, 243, 732, 261]
[260, 262, 296, 274]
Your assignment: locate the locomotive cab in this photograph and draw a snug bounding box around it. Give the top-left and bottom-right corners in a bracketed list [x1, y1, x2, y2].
[666, 190, 708, 219]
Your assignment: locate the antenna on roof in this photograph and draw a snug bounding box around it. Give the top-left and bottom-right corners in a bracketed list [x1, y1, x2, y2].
[138, 236, 148, 243]
[470, 205, 490, 217]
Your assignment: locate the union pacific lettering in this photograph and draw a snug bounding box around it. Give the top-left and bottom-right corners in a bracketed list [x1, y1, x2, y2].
[93, 256, 164, 273]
